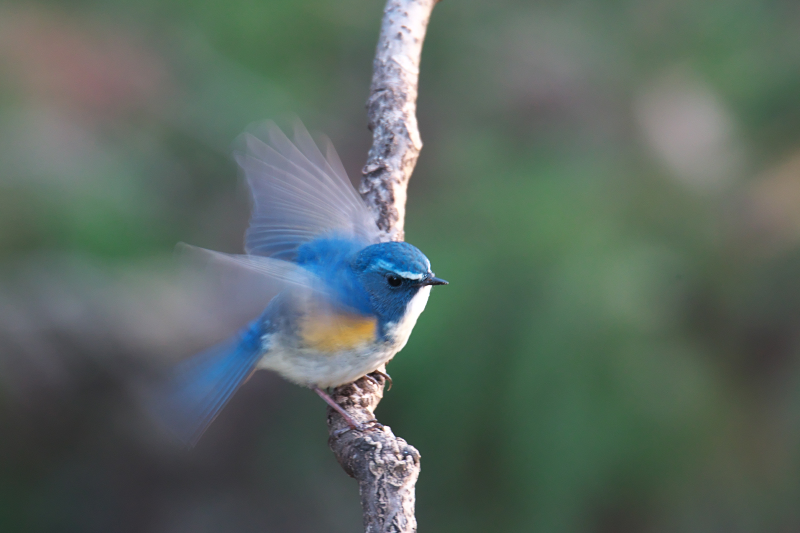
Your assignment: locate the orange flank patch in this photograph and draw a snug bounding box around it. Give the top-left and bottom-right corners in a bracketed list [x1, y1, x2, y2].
[298, 311, 377, 353]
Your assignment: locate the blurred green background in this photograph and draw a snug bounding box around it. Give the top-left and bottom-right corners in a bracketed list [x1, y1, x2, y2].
[2, 0, 800, 531]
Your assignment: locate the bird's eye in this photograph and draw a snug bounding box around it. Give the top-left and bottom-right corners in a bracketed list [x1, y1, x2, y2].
[386, 274, 402, 287]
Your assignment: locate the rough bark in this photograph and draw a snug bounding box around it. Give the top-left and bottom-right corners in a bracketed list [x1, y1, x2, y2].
[359, 0, 436, 243]
[325, 1, 437, 532]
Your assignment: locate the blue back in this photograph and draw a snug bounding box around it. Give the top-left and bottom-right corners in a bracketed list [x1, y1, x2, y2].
[294, 236, 373, 315]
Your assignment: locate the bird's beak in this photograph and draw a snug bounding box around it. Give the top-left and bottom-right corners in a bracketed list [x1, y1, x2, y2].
[422, 274, 448, 286]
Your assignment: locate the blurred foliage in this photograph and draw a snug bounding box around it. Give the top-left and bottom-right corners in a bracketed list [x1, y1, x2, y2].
[2, 0, 800, 532]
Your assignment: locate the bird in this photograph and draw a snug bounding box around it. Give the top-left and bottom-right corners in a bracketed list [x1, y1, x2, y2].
[155, 120, 447, 446]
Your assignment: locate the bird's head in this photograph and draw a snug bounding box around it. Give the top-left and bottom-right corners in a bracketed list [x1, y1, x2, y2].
[351, 241, 447, 324]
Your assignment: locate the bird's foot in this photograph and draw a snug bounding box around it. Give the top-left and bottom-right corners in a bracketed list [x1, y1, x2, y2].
[365, 369, 393, 391]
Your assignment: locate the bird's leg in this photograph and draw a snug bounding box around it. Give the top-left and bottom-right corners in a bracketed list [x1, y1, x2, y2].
[313, 387, 385, 436]
[367, 369, 393, 391]
[243, 367, 258, 384]
[313, 386, 361, 430]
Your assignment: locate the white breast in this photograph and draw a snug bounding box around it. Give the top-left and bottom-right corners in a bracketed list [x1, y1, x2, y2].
[385, 285, 431, 350]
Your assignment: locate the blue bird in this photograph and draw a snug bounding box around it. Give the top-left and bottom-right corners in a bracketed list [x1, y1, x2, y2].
[157, 121, 447, 446]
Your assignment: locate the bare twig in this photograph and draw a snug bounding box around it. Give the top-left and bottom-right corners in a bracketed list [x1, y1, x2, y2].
[325, 1, 437, 532]
[360, 0, 436, 243]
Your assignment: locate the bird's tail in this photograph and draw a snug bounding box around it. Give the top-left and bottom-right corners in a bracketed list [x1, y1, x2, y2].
[150, 321, 264, 447]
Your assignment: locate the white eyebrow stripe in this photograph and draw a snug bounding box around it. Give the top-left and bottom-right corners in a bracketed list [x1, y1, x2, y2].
[373, 260, 426, 280]
[395, 271, 425, 280]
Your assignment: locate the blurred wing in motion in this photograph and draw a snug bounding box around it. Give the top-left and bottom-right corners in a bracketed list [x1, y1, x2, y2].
[183, 244, 370, 326]
[235, 120, 380, 261]
[152, 322, 263, 447]
[153, 246, 311, 446]
[176, 243, 335, 300]
[173, 242, 288, 334]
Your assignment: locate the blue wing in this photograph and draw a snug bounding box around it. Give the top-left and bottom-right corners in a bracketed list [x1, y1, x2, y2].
[235, 120, 380, 261]
[152, 321, 264, 447]
[177, 243, 370, 320]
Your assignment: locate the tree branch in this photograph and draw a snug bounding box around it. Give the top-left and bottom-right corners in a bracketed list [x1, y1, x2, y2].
[325, 1, 437, 532]
[360, 0, 435, 243]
